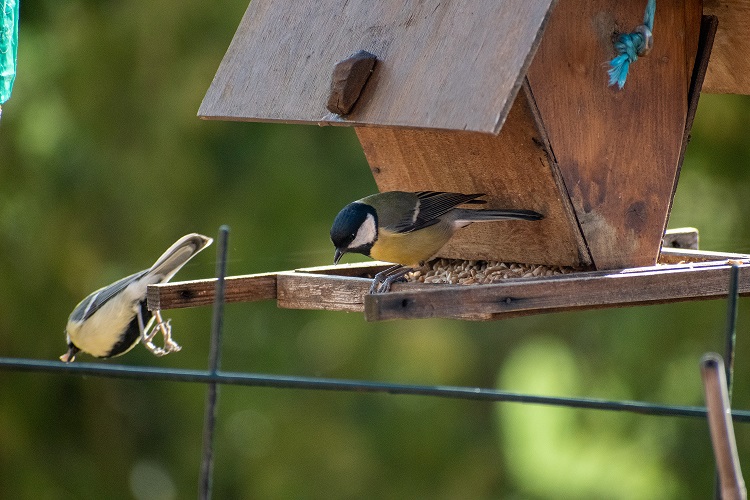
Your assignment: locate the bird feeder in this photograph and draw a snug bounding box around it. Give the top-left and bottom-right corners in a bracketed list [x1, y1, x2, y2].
[149, 0, 750, 320]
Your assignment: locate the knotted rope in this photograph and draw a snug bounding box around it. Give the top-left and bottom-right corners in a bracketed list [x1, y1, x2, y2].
[607, 0, 655, 89]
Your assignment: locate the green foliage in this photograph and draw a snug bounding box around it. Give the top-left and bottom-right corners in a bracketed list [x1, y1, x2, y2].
[1, 1, 750, 498]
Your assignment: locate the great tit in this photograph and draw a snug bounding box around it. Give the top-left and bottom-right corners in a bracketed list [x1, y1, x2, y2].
[61, 233, 213, 362]
[330, 191, 543, 292]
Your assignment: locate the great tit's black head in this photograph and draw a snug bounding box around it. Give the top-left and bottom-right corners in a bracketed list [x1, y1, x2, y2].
[331, 202, 378, 263]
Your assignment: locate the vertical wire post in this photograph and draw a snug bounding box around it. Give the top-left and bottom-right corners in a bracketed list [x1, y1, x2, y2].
[715, 264, 742, 500]
[199, 225, 230, 500]
[702, 354, 747, 500]
[724, 264, 741, 400]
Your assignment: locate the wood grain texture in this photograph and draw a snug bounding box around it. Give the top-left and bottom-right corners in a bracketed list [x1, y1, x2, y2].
[199, 0, 556, 133]
[365, 259, 750, 321]
[276, 271, 495, 320]
[276, 272, 370, 313]
[526, 0, 699, 270]
[147, 273, 277, 310]
[356, 87, 592, 267]
[704, 0, 750, 94]
[276, 271, 447, 312]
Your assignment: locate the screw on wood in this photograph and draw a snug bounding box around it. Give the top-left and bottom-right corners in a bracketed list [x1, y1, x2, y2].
[326, 50, 377, 115]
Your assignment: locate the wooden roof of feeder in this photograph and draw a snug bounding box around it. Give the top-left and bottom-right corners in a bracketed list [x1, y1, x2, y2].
[149, 1, 750, 320]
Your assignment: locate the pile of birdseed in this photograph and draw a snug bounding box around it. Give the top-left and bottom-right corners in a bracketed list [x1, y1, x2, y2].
[406, 258, 580, 285]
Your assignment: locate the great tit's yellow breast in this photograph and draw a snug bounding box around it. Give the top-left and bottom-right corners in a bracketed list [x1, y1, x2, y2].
[369, 225, 453, 266]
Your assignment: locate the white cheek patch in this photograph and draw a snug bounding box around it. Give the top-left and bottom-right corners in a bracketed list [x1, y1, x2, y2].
[350, 213, 377, 248]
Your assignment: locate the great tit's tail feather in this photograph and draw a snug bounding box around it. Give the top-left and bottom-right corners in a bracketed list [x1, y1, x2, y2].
[148, 233, 213, 283]
[453, 208, 543, 223]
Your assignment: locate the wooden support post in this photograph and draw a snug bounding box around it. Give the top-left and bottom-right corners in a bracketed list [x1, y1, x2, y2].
[526, 0, 702, 269]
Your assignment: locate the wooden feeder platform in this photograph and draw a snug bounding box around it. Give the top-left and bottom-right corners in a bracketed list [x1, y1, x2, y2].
[148, 243, 750, 322]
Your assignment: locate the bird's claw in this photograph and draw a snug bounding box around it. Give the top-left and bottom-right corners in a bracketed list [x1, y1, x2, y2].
[369, 265, 411, 294]
[141, 309, 181, 357]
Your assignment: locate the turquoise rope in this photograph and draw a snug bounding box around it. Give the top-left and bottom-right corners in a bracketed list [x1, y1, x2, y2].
[0, 0, 18, 111]
[608, 0, 655, 89]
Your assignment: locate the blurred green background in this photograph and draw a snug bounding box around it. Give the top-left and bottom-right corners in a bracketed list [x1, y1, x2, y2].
[1, 1, 750, 498]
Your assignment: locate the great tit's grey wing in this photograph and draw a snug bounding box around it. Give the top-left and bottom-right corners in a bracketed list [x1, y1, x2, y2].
[68, 270, 149, 323]
[359, 191, 419, 228]
[392, 191, 484, 233]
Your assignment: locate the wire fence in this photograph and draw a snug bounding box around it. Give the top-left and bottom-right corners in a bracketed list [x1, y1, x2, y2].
[0, 227, 745, 499]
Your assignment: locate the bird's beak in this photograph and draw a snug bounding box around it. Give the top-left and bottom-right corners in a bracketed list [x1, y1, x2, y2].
[59, 345, 79, 363]
[334, 248, 345, 265]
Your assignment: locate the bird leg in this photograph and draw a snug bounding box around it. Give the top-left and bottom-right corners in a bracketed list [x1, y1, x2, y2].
[370, 264, 412, 294]
[377, 267, 412, 293]
[370, 264, 401, 293]
[139, 308, 181, 357]
[153, 310, 181, 354]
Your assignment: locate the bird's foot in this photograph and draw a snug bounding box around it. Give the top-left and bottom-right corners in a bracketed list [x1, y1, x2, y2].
[370, 265, 412, 294]
[141, 310, 181, 357]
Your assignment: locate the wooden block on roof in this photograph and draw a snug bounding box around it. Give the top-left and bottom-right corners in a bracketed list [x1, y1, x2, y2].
[199, 0, 556, 133]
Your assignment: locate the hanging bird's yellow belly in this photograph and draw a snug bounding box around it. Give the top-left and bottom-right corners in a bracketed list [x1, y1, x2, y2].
[369, 226, 453, 266]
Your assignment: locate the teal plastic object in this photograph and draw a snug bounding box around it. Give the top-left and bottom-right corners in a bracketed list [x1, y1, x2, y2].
[0, 0, 18, 107]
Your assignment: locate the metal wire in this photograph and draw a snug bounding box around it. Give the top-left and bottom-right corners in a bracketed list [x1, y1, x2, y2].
[2, 356, 750, 421]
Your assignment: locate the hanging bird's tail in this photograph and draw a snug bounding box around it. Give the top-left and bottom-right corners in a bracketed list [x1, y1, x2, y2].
[148, 233, 213, 282]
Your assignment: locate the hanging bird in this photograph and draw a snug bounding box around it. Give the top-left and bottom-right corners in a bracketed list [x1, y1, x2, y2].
[330, 191, 543, 292]
[61, 233, 213, 362]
